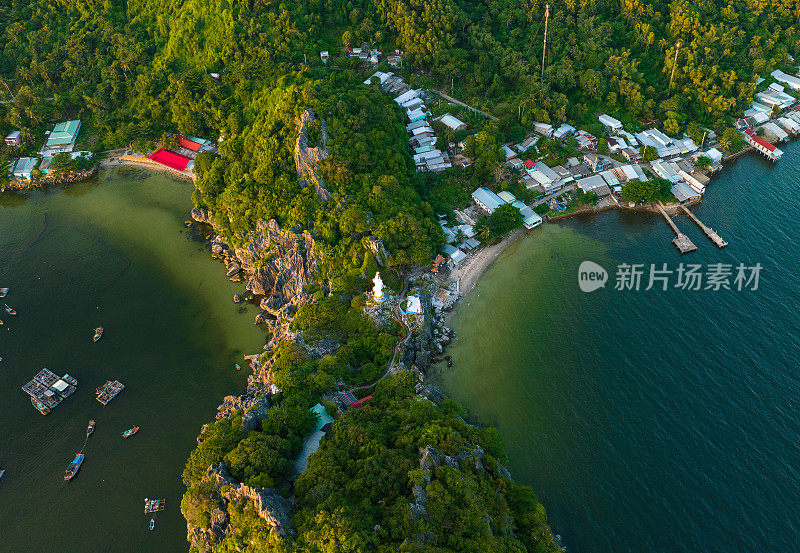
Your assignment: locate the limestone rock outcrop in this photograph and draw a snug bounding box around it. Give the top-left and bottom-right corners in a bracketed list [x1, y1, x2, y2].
[365, 236, 390, 266]
[186, 463, 294, 551]
[191, 207, 214, 224]
[294, 108, 332, 201]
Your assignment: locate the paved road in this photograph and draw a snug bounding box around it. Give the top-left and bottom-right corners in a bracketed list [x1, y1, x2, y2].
[435, 91, 498, 121]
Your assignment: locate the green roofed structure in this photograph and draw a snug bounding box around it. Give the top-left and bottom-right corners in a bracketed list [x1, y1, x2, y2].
[310, 403, 335, 431]
[43, 120, 81, 152]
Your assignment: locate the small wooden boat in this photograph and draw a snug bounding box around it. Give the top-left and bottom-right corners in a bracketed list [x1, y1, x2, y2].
[64, 453, 85, 481]
[87, 420, 95, 436]
[4, 304, 16, 315]
[0, 288, 8, 298]
[31, 396, 50, 415]
[92, 327, 103, 342]
[121, 426, 139, 438]
[149, 518, 155, 531]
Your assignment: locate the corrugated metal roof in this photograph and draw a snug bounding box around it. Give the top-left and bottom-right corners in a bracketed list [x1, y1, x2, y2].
[471, 187, 505, 212]
[46, 120, 80, 146]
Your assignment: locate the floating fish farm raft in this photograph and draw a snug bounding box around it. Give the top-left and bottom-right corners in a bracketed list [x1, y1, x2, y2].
[96, 380, 125, 405]
[144, 499, 165, 513]
[21, 369, 77, 414]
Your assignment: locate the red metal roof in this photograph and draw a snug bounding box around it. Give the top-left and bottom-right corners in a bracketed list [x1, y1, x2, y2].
[351, 395, 373, 408]
[148, 149, 191, 171]
[178, 135, 202, 151]
[744, 129, 776, 152]
[524, 159, 535, 168]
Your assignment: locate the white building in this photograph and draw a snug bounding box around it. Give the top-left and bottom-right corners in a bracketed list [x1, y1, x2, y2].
[771, 69, 800, 91]
[394, 89, 421, 105]
[438, 114, 467, 131]
[472, 187, 505, 213]
[599, 113, 623, 131]
[364, 71, 393, 86]
[552, 123, 575, 139]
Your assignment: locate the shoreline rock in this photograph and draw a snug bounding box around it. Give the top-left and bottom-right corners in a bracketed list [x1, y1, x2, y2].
[2, 166, 98, 192]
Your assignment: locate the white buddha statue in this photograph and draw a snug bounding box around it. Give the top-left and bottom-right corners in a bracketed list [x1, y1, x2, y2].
[372, 272, 385, 303]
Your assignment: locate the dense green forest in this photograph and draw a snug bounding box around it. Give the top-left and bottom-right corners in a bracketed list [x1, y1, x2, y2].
[2, 0, 799, 550]
[2, 0, 798, 151]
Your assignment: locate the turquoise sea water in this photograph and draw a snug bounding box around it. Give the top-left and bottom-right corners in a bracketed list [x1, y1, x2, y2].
[437, 143, 800, 553]
[0, 169, 264, 552]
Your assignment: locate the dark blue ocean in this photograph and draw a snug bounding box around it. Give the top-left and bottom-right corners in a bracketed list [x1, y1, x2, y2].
[438, 142, 800, 553]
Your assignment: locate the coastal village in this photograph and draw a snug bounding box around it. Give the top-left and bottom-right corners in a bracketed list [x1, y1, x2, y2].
[349, 51, 800, 310]
[3, 118, 216, 190]
[2, 37, 800, 548]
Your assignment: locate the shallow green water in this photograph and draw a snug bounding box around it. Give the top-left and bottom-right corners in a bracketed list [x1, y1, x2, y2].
[436, 143, 800, 553]
[0, 168, 264, 552]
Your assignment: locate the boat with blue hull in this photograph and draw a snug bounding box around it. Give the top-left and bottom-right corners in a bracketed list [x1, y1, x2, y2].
[64, 454, 84, 481]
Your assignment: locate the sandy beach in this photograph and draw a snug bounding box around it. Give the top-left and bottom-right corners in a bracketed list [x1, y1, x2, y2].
[448, 229, 523, 299]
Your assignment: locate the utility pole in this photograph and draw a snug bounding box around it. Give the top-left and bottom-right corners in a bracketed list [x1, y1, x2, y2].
[668, 41, 680, 89]
[541, 4, 550, 81]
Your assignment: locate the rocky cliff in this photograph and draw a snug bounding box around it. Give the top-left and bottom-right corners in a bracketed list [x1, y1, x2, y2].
[294, 108, 332, 201]
[203, 218, 320, 346]
[185, 462, 294, 552]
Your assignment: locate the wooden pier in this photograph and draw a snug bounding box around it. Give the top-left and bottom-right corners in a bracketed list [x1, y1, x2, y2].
[96, 380, 125, 405]
[657, 203, 696, 254]
[679, 205, 728, 248]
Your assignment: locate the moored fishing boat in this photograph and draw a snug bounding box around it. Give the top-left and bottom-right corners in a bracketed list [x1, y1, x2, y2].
[0, 468, 5, 480]
[31, 396, 50, 415]
[0, 288, 8, 298]
[87, 420, 95, 436]
[64, 453, 85, 481]
[92, 327, 103, 342]
[121, 426, 139, 438]
[62, 373, 78, 386]
[149, 518, 155, 531]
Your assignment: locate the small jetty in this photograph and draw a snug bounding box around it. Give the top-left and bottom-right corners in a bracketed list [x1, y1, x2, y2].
[21, 369, 77, 414]
[657, 203, 697, 254]
[96, 380, 125, 405]
[679, 205, 728, 248]
[144, 498, 165, 513]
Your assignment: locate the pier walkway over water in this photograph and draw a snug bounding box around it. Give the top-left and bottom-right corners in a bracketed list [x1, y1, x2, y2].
[657, 203, 696, 254]
[679, 205, 728, 248]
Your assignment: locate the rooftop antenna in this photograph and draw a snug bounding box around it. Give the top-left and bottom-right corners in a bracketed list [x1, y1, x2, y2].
[541, 4, 550, 81]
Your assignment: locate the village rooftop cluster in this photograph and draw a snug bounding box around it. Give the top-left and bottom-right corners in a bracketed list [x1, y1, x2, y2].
[5, 120, 91, 180]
